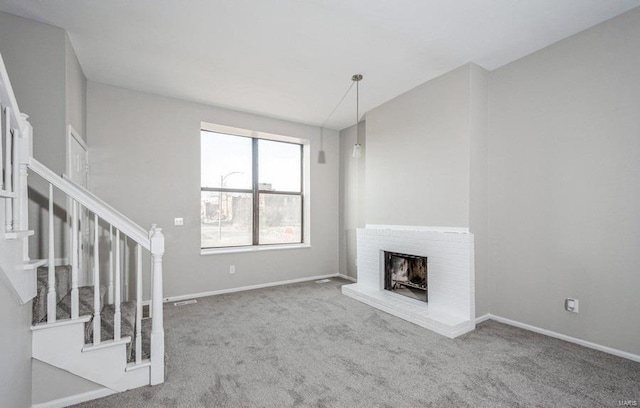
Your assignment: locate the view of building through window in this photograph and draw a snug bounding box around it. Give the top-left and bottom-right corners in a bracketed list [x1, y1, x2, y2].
[201, 130, 303, 248]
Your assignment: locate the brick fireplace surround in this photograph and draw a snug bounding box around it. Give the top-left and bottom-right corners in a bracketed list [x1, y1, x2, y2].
[342, 225, 475, 338]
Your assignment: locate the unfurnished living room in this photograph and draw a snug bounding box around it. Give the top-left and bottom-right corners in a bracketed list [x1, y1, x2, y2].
[0, 1, 639, 407]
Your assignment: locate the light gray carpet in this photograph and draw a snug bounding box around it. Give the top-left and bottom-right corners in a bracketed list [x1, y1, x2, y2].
[75, 278, 640, 407]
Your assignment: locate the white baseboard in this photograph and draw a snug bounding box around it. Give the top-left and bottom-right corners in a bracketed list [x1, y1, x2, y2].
[336, 273, 357, 282]
[164, 273, 341, 302]
[32, 388, 115, 408]
[478, 314, 640, 363]
[475, 313, 491, 324]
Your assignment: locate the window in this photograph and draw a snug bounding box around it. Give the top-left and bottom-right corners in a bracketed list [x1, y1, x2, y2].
[201, 126, 304, 249]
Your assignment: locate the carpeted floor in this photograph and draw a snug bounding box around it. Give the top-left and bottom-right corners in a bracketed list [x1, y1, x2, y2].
[74, 278, 640, 407]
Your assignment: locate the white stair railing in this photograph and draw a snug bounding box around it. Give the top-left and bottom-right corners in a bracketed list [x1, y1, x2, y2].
[30, 162, 166, 381]
[1, 51, 165, 385]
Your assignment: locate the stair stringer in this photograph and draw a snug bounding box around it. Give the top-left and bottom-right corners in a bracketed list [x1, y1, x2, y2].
[32, 319, 150, 392]
[0, 210, 37, 304]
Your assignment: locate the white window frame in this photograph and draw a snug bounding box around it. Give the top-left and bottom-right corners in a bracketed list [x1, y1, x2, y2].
[200, 122, 311, 255]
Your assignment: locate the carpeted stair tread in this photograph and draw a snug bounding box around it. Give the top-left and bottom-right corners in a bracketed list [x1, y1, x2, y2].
[32, 265, 72, 324]
[130, 318, 152, 362]
[93, 301, 137, 361]
[56, 285, 107, 321]
[57, 285, 107, 344]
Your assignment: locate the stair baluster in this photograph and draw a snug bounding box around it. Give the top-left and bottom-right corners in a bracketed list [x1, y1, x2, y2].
[108, 224, 114, 304]
[4, 107, 12, 230]
[135, 243, 142, 364]
[78, 203, 84, 285]
[71, 200, 79, 319]
[12, 123, 19, 229]
[124, 236, 129, 301]
[92, 213, 101, 345]
[114, 229, 121, 340]
[47, 184, 56, 323]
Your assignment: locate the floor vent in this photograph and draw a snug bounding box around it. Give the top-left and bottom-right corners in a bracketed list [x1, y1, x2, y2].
[315, 279, 332, 283]
[174, 299, 198, 306]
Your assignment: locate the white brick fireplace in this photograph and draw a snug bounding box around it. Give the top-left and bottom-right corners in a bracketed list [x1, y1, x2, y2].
[342, 225, 475, 338]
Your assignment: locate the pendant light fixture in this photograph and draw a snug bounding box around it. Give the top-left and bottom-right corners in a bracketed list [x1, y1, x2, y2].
[352, 74, 363, 159]
[317, 75, 359, 164]
[317, 128, 326, 164]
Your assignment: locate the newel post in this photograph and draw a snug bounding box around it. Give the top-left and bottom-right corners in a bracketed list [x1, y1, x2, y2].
[149, 224, 165, 385]
[16, 114, 32, 260]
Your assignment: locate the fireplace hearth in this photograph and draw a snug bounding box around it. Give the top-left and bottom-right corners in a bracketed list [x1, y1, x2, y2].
[384, 251, 428, 302]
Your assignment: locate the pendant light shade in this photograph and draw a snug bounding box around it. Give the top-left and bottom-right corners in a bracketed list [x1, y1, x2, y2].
[317, 128, 326, 164]
[352, 143, 362, 159]
[317, 149, 326, 164]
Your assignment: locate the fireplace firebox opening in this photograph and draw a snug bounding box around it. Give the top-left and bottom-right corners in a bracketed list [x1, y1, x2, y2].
[383, 251, 428, 302]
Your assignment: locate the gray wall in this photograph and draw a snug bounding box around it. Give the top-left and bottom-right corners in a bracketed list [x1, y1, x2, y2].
[87, 82, 340, 298]
[0, 11, 67, 174]
[65, 34, 87, 140]
[0, 12, 87, 260]
[488, 7, 640, 355]
[365, 65, 472, 228]
[338, 123, 366, 279]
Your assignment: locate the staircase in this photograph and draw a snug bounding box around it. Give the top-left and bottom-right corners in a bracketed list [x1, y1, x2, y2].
[0, 52, 165, 405]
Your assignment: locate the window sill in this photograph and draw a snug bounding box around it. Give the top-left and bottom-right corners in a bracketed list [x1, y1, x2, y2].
[201, 243, 311, 256]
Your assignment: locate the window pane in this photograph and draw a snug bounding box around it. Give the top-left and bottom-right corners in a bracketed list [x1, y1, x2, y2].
[258, 140, 301, 192]
[201, 191, 253, 247]
[259, 194, 302, 244]
[201, 131, 252, 189]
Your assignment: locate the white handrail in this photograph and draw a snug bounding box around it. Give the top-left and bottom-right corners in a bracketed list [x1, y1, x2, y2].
[28, 158, 150, 249]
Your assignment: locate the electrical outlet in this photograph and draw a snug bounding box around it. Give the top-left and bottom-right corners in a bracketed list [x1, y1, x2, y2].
[229, 265, 236, 274]
[174, 217, 184, 226]
[565, 298, 579, 313]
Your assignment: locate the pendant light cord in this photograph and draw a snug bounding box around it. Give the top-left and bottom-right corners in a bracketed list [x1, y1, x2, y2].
[320, 81, 356, 131]
[356, 80, 360, 144]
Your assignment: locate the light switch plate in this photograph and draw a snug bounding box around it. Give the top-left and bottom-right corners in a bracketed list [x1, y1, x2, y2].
[174, 217, 184, 226]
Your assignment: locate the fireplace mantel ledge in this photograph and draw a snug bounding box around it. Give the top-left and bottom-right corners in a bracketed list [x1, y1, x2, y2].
[365, 224, 469, 234]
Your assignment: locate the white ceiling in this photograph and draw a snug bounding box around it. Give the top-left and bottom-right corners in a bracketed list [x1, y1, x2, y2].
[1, 1, 638, 130]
